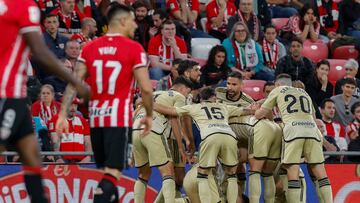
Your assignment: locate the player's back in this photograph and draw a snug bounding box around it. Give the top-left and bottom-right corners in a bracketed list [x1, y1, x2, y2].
[0, 0, 40, 98]
[79, 35, 147, 127]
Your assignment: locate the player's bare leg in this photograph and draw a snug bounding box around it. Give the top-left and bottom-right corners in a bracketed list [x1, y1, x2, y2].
[224, 165, 238, 203]
[248, 158, 265, 203]
[284, 164, 301, 203]
[308, 164, 333, 203]
[237, 147, 248, 202]
[16, 134, 48, 203]
[134, 164, 151, 203]
[158, 162, 176, 202]
[175, 167, 186, 196]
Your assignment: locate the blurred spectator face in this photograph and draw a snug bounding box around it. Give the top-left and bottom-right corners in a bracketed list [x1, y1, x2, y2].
[345, 65, 358, 78]
[161, 23, 176, 40]
[321, 101, 336, 120]
[152, 14, 163, 28]
[239, 0, 253, 15]
[60, 0, 75, 14]
[214, 51, 226, 67]
[69, 103, 78, 117]
[304, 8, 315, 22]
[87, 19, 98, 38]
[354, 105, 360, 121]
[189, 65, 201, 83]
[227, 77, 243, 99]
[40, 86, 55, 104]
[342, 83, 356, 97]
[65, 41, 81, 60]
[290, 41, 303, 58]
[44, 16, 59, 35]
[234, 24, 247, 43]
[135, 6, 148, 21]
[316, 64, 330, 80]
[264, 84, 275, 98]
[264, 27, 277, 44]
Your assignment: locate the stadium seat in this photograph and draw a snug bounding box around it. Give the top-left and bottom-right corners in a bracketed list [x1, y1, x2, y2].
[332, 45, 359, 60]
[191, 58, 207, 67]
[327, 59, 347, 86]
[191, 38, 221, 60]
[271, 18, 289, 31]
[242, 80, 266, 101]
[301, 40, 329, 63]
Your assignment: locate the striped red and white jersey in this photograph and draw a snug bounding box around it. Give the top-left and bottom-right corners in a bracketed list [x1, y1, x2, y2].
[0, 0, 41, 98]
[78, 34, 147, 128]
[48, 114, 90, 160]
[323, 120, 346, 139]
[346, 120, 360, 138]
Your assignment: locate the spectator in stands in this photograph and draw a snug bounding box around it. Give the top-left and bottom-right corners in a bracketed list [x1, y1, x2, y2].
[133, 0, 152, 49]
[346, 101, 360, 141]
[227, 0, 263, 41]
[223, 22, 274, 81]
[282, 4, 320, 42]
[261, 25, 287, 71]
[266, 0, 298, 18]
[320, 98, 348, 152]
[48, 98, 92, 163]
[206, 0, 237, 42]
[275, 37, 314, 84]
[263, 81, 275, 98]
[348, 130, 360, 162]
[156, 59, 183, 90]
[43, 14, 68, 59]
[149, 9, 167, 38]
[71, 17, 97, 46]
[335, 59, 360, 97]
[331, 78, 358, 126]
[35, 0, 60, 16]
[315, 119, 340, 163]
[51, 0, 84, 38]
[32, 84, 61, 124]
[313, 0, 341, 40]
[148, 20, 188, 80]
[200, 45, 231, 86]
[305, 60, 334, 107]
[65, 40, 81, 68]
[340, 0, 360, 42]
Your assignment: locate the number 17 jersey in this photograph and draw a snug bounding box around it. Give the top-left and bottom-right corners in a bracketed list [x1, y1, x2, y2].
[78, 34, 147, 128]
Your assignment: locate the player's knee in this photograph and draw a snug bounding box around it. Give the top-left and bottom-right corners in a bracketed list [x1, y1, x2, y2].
[158, 162, 174, 176]
[224, 166, 237, 175]
[138, 165, 151, 180]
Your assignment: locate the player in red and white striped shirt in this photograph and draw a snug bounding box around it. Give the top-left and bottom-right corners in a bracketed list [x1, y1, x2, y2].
[0, 0, 89, 202]
[56, 3, 153, 203]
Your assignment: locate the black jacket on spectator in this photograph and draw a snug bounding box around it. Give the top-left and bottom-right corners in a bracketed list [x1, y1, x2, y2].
[335, 77, 360, 97]
[339, 0, 360, 33]
[348, 135, 360, 163]
[324, 135, 341, 163]
[134, 15, 152, 50]
[275, 55, 314, 84]
[200, 64, 231, 86]
[305, 76, 334, 107]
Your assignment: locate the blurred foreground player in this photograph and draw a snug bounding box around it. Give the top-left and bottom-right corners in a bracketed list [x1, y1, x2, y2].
[56, 3, 153, 203]
[0, 0, 89, 202]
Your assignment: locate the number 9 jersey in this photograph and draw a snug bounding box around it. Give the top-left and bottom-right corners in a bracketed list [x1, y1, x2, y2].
[78, 34, 147, 128]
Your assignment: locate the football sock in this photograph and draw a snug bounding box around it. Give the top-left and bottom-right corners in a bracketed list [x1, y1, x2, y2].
[197, 172, 211, 203]
[227, 174, 238, 203]
[262, 173, 275, 203]
[162, 176, 176, 203]
[248, 171, 262, 203]
[287, 180, 301, 203]
[134, 177, 147, 203]
[318, 177, 333, 203]
[23, 166, 48, 203]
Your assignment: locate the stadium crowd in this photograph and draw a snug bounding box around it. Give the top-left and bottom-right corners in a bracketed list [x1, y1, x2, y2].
[2, 0, 360, 202]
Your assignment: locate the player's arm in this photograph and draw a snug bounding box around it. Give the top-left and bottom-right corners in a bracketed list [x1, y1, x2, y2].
[254, 107, 272, 119]
[149, 55, 173, 71]
[255, 87, 278, 119]
[170, 117, 188, 163]
[153, 103, 179, 116]
[182, 116, 195, 156]
[81, 136, 92, 163]
[134, 67, 153, 135]
[23, 32, 89, 99]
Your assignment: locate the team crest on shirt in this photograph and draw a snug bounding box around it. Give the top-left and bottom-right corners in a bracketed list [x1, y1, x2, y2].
[170, 3, 175, 9]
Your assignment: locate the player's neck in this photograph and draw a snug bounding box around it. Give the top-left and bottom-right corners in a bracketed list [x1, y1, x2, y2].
[107, 27, 126, 37]
[322, 117, 332, 123]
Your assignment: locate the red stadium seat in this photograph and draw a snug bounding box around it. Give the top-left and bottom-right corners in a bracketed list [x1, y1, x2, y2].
[242, 80, 266, 101]
[271, 18, 289, 31]
[327, 59, 347, 86]
[332, 45, 359, 60]
[301, 40, 329, 63]
[192, 58, 207, 67]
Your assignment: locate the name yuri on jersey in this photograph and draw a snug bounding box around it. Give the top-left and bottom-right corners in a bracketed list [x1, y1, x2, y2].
[99, 47, 117, 55]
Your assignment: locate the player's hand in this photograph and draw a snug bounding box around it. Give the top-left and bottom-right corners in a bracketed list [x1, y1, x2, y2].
[140, 115, 152, 137]
[179, 148, 189, 164]
[56, 114, 69, 135]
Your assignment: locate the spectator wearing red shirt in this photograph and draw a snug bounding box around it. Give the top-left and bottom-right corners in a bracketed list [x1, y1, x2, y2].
[32, 84, 61, 124]
[206, 0, 236, 42]
[71, 17, 97, 47]
[346, 102, 360, 141]
[320, 98, 348, 151]
[148, 20, 188, 80]
[49, 98, 92, 163]
[51, 0, 84, 38]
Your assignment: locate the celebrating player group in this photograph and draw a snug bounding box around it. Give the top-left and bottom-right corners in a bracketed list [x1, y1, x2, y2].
[0, 0, 333, 203]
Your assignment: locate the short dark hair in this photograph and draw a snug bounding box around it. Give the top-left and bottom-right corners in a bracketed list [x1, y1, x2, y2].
[342, 78, 356, 87]
[200, 87, 216, 101]
[264, 24, 277, 33]
[316, 59, 330, 69]
[172, 76, 193, 89]
[276, 73, 292, 81]
[132, 0, 150, 10]
[320, 98, 334, 109]
[351, 101, 360, 114]
[177, 60, 199, 76]
[227, 71, 243, 81]
[44, 13, 58, 19]
[160, 19, 175, 30]
[263, 81, 275, 91]
[290, 37, 303, 46]
[172, 58, 183, 66]
[153, 8, 168, 20]
[107, 3, 133, 23]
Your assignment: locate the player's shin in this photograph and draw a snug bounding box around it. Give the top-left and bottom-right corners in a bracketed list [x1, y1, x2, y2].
[248, 171, 262, 203]
[197, 172, 211, 203]
[23, 166, 48, 203]
[134, 177, 148, 203]
[287, 180, 301, 203]
[163, 175, 176, 203]
[262, 173, 275, 203]
[227, 174, 238, 203]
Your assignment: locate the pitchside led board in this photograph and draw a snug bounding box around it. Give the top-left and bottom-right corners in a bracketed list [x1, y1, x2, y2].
[0, 164, 359, 203]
